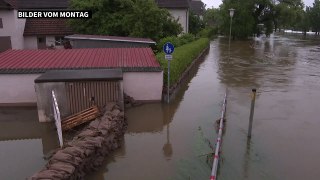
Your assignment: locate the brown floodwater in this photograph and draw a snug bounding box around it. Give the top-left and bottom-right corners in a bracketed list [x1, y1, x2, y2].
[1, 35, 320, 180]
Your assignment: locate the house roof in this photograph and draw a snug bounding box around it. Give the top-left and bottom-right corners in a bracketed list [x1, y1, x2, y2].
[65, 34, 156, 44]
[3, 0, 69, 9]
[24, 18, 73, 36]
[0, 48, 162, 74]
[190, 1, 205, 16]
[155, 0, 189, 8]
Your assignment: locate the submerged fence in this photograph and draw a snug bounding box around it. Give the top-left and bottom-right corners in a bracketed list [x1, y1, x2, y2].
[210, 91, 227, 180]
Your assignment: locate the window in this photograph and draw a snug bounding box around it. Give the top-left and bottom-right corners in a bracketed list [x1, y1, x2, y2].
[0, 18, 3, 28]
[55, 36, 64, 46]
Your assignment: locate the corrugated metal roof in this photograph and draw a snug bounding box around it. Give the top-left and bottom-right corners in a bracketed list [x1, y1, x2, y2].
[0, 48, 162, 74]
[65, 34, 156, 44]
[24, 18, 73, 36]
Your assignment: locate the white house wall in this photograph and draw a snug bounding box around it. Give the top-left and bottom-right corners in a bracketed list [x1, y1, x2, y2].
[0, 74, 41, 105]
[0, 10, 25, 49]
[24, 36, 38, 49]
[168, 8, 189, 33]
[123, 72, 163, 101]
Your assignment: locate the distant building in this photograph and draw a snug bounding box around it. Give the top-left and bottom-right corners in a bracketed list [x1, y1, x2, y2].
[0, 0, 72, 52]
[155, 0, 190, 33]
[65, 34, 156, 49]
[0, 48, 163, 106]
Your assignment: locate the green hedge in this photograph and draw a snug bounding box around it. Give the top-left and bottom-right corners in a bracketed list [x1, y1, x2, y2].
[156, 38, 210, 86]
[156, 33, 197, 52]
[197, 27, 218, 39]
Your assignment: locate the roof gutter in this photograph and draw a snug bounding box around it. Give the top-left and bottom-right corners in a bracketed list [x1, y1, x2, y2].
[65, 36, 156, 45]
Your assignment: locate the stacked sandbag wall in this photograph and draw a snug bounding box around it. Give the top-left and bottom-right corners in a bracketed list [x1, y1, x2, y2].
[29, 103, 127, 180]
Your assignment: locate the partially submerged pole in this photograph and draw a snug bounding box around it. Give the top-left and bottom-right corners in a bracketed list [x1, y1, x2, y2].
[210, 91, 227, 180]
[248, 89, 257, 138]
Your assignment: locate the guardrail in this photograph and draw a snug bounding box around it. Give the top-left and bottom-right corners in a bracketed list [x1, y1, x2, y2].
[210, 90, 227, 180]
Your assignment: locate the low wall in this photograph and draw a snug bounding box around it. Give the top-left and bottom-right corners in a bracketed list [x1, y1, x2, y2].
[29, 103, 127, 179]
[0, 74, 41, 105]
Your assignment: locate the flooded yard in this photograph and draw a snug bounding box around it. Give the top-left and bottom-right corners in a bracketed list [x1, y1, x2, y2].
[1, 35, 320, 179]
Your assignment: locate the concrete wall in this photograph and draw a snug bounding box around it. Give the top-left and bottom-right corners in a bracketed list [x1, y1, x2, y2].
[24, 36, 38, 49]
[0, 10, 25, 50]
[0, 74, 41, 104]
[168, 8, 189, 33]
[123, 72, 163, 101]
[69, 39, 152, 49]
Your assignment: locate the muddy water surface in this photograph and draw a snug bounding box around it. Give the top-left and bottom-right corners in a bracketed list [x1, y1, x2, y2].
[88, 35, 320, 180]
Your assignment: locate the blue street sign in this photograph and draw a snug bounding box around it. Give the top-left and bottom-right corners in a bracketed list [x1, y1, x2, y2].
[163, 42, 175, 55]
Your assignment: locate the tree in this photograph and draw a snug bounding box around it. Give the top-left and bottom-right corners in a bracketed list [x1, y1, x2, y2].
[189, 12, 205, 34]
[273, 0, 305, 31]
[219, 0, 255, 39]
[310, 0, 320, 35]
[204, 8, 221, 28]
[68, 0, 182, 41]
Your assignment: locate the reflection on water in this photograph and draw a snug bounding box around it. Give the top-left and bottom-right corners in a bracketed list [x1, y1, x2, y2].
[0, 107, 59, 179]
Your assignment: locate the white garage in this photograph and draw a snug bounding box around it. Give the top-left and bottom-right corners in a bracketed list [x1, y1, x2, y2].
[0, 48, 163, 106]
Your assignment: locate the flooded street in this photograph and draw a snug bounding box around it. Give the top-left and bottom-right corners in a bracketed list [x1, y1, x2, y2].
[88, 35, 320, 180]
[1, 35, 320, 179]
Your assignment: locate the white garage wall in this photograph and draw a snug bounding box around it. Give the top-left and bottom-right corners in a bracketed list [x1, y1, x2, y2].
[0, 71, 163, 105]
[123, 72, 163, 101]
[0, 74, 41, 105]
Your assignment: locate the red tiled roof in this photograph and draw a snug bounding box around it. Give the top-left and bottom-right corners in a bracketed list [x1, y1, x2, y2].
[24, 18, 73, 36]
[0, 48, 161, 74]
[65, 34, 156, 44]
[155, 0, 189, 8]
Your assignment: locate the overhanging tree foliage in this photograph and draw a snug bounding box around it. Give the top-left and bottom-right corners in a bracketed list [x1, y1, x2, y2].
[189, 12, 205, 34]
[68, 0, 182, 41]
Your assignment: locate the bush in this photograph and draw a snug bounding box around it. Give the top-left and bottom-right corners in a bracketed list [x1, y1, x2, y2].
[179, 33, 196, 46]
[157, 36, 181, 52]
[157, 38, 210, 86]
[198, 27, 218, 38]
[157, 33, 198, 52]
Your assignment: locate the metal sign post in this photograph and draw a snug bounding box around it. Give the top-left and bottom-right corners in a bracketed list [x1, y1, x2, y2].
[163, 42, 174, 103]
[248, 89, 257, 138]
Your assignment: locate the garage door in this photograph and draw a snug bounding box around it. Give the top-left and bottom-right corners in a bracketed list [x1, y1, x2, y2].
[0, 36, 12, 52]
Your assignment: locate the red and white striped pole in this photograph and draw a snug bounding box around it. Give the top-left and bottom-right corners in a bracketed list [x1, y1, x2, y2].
[210, 91, 227, 180]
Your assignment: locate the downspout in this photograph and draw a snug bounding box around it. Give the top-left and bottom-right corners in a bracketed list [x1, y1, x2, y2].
[186, 8, 189, 33]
